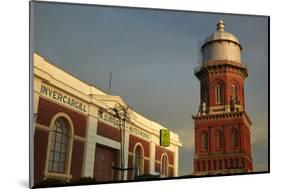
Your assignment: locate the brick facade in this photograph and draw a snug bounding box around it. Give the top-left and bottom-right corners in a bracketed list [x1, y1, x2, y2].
[127, 134, 151, 179]
[34, 129, 49, 185]
[36, 97, 87, 137]
[193, 59, 253, 175]
[70, 140, 85, 181]
[155, 145, 174, 177]
[34, 97, 87, 184]
[129, 134, 150, 157]
[97, 121, 121, 142]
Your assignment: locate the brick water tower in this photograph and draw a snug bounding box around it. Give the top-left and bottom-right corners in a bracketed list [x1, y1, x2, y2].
[192, 19, 253, 175]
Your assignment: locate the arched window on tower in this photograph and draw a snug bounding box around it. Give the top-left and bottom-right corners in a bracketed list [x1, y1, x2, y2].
[218, 160, 222, 170]
[48, 117, 69, 173]
[216, 130, 223, 149]
[201, 131, 208, 150]
[202, 161, 206, 172]
[215, 83, 222, 105]
[134, 145, 144, 177]
[235, 158, 239, 168]
[230, 159, 234, 169]
[197, 161, 201, 172]
[231, 128, 239, 147]
[231, 83, 238, 99]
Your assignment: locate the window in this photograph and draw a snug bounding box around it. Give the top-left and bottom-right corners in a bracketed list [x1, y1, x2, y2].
[48, 117, 69, 173]
[213, 160, 217, 171]
[134, 145, 143, 177]
[201, 131, 208, 150]
[215, 84, 222, 104]
[216, 130, 223, 149]
[161, 155, 168, 177]
[231, 84, 238, 99]
[218, 160, 222, 170]
[197, 161, 201, 172]
[232, 128, 239, 147]
[202, 161, 206, 171]
[230, 159, 234, 168]
[241, 159, 245, 168]
[236, 158, 239, 168]
[201, 85, 207, 103]
[224, 159, 228, 169]
[208, 160, 211, 171]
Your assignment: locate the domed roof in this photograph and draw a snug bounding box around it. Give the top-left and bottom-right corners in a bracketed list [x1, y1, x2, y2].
[203, 19, 240, 46]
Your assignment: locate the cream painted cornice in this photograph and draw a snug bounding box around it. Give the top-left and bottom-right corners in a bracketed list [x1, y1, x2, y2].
[34, 53, 182, 148]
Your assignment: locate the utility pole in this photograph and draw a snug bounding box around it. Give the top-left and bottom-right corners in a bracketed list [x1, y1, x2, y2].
[102, 103, 131, 181]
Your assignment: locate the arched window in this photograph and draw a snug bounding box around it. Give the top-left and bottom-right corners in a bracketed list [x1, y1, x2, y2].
[197, 161, 201, 172]
[232, 128, 239, 147]
[218, 160, 222, 170]
[201, 131, 208, 150]
[230, 159, 234, 168]
[202, 161, 206, 172]
[48, 117, 69, 173]
[201, 85, 207, 103]
[231, 83, 238, 99]
[235, 158, 239, 168]
[241, 159, 245, 169]
[215, 83, 222, 104]
[213, 160, 217, 171]
[208, 160, 211, 171]
[216, 130, 223, 149]
[161, 154, 168, 177]
[134, 145, 143, 177]
[224, 159, 228, 169]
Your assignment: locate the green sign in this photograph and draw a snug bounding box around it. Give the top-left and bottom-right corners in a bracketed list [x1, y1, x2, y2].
[160, 129, 170, 147]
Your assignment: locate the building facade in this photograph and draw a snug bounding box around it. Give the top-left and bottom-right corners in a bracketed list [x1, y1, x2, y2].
[192, 20, 253, 175]
[33, 53, 182, 185]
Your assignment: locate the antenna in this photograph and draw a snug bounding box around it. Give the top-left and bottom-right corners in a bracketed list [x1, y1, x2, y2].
[108, 72, 112, 94]
[197, 40, 203, 66]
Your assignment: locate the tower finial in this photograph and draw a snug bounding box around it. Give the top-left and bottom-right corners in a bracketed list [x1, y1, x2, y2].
[216, 19, 225, 31]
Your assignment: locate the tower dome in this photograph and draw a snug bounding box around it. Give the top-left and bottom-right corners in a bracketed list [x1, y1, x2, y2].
[201, 19, 242, 64]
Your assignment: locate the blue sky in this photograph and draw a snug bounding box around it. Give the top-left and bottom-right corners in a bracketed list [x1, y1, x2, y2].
[32, 2, 268, 176]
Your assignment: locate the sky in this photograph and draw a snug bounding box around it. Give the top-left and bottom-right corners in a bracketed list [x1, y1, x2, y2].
[32, 2, 268, 176]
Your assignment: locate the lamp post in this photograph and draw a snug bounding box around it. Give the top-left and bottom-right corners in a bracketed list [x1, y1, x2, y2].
[102, 103, 131, 181]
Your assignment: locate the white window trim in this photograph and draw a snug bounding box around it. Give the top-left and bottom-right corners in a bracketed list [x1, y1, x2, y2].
[215, 84, 222, 105]
[44, 112, 74, 181]
[133, 143, 144, 178]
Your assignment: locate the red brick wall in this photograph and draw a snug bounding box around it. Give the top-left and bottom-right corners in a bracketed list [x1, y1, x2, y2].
[208, 73, 244, 108]
[127, 154, 133, 180]
[36, 97, 87, 137]
[194, 117, 250, 155]
[35, 97, 87, 183]
[34, 129, 49, 185]
[70, 140, 84, 181]
[155, 162, 160, 173]
[155, 145, 174, 165]
[193, 116, 253, 173]
[144, 159, 150, 174]
[168, 167, 174, 177]
[96, 122, 120, 142]
[128, 135, 150, 157]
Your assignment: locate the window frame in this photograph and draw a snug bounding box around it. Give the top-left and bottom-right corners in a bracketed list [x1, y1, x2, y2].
[201, 131, 209, 151]
[215, 83, 222, 105]
[44, 113, 74, 181]
[232, 128, 239, 147]
[133, 143, 144, 178]
[161, 153, 169, 177]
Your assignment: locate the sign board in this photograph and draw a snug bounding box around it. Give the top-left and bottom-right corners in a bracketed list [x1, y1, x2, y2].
[40, 84, 88, 113]
[98, 111, 150, 140]
[160, 129, 170, 147]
